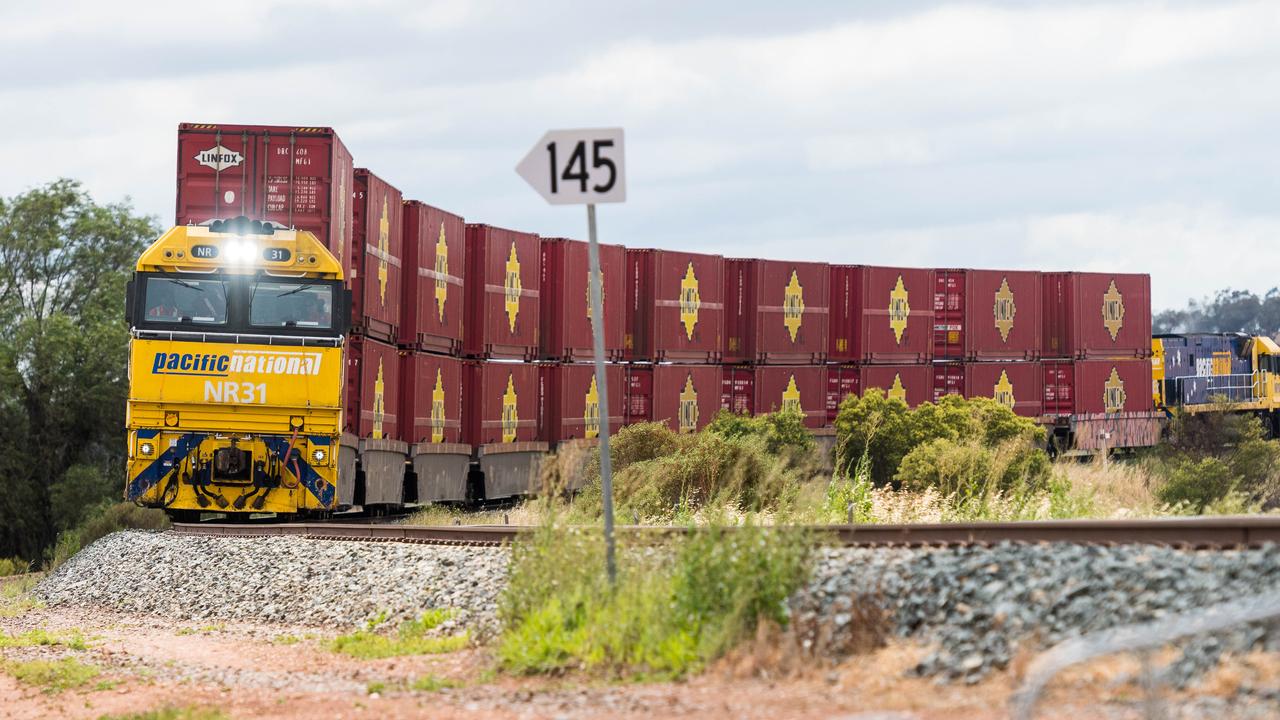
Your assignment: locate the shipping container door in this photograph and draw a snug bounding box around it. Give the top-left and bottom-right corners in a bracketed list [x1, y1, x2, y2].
[932, 363, 965, 403]
[1043, 361, 1074, 415]
[176, 126, 257, 227]
[720, 367, 754, 415]
[933, 270, 964, 360]
[625, 365, 654, 424]
[826, 366, 860, 423]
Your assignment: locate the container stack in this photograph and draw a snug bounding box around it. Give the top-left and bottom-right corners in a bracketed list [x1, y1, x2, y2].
[174, 120, 1163, 506]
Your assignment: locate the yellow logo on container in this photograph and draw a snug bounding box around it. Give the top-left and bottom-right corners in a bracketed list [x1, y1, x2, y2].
[1102, 279, 1125, 341]
[584, 375, 601, 439]
[678, 373, 699, 433]
[1104, 367, 1127, 413]
[434, 222, 449, 322]
[372, 359, 385, 439]
[994, 277, 1016, 343]
[889, 275, 910, 344]
[377, 197, 390, 305]
[994, 370, 1015, 409]
[679, 262, 701, 340]
[888, 373, 907, 404]
[430, 368, 445, 443]
[783, 270, 805, 343]
[501, 373, 519, 442]
[504, 242, 522, 333]
[781, 374, 802, 415]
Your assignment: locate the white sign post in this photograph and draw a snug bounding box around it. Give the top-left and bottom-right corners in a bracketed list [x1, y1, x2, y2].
[517, 128, 625, 584]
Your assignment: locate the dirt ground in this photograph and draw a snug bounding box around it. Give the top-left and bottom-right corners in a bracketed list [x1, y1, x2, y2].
[1, 600, 1277, 720]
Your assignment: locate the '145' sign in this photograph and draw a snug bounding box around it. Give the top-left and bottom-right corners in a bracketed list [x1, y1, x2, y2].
[516, 128, 626, 205]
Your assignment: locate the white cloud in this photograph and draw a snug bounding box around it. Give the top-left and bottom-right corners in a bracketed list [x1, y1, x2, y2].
[2, 1, 1278, 308]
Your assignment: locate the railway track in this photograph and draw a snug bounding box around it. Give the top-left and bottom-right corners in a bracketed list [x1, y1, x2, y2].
[171, 515, 1280, 548]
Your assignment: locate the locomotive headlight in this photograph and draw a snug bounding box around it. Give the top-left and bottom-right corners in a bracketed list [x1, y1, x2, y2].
[138, 441, 155, 457]
[225, 238, 258, 264]
[311, 448, 327, 464]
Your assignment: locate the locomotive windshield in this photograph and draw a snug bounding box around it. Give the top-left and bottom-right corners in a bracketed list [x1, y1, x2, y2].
[250, 280, 335, 329]
[143, 277, 228, 325]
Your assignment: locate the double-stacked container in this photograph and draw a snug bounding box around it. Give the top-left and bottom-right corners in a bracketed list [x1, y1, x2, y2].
[463, 361, 545, 499]
[400, 201, 466, 355]
[626, 249, 724, 363]
[341, 336, 406, 506]
[175, 123, 354, 263]
[723, 259, 829, 364]
[464, 225, 541, 360]
[398, 352, 468, 502]
[541, 364, 626, 490]
[625, 364, 721, 433]
[720, 366, 829, 429]
[829, 265, 935, 364]
[933, 269, 1041, 360]
[540, 238, 626, 361]
[351, 169, 404, 342]
[1042, 359, 1159, 450]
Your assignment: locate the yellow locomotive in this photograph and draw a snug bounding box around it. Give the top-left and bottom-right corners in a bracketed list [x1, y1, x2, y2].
[124, 218, 350, 520]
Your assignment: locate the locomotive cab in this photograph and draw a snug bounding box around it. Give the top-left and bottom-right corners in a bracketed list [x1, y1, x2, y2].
[124, 219, 351, 520]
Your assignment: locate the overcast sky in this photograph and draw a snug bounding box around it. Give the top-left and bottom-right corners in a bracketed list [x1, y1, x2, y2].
[3, 0, 1278, 310]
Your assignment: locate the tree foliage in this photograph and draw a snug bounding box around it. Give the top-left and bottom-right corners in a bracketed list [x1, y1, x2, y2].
[1155, 287, 1280, 335]
[0, 179, 157, 560]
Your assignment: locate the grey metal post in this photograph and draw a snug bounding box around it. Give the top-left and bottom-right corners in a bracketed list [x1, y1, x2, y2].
[586, 203, 617, 585]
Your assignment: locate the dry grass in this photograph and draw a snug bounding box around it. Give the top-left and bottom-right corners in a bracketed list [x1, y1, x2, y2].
[1056, 457, 1165, 518]
[401, 501, 548, 527]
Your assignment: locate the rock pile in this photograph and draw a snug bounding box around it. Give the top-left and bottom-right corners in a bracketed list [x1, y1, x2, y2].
[791, 543, 1280, 683]
[37, 530, 509, 635]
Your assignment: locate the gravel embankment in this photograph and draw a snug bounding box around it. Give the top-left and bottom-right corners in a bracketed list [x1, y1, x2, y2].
[790, 543, 1280, 685]
[36, 530, 509, 635]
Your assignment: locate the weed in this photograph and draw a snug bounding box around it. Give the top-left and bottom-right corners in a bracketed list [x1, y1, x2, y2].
[2, 657, 101, 693]
[0, 628, 88, 650]
[410, 674, 460, 692]
[272, 634, 300, 645]
[0, 575, 41, 618]
[498, 520, 813, 679]
[176, 624, 224, 636]
[366, 681, 386, 694]
[329, 610, 468, 659]
[0, 556, 33, 577]
[47, 502, 170, 570]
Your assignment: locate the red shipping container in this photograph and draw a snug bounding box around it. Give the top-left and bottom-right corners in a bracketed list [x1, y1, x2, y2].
[934, 269, 1041, 361]
[933, 363, 965, 403]
[464, 225, 541, 359]
[829, 265, 935, 364]
[175, 123, 354, 265]
[965, 362, 1044, 417]
[350, 169, 403, 342]
[1043, 359, 1154, 416]
[826, 366, 861, 423]
[1043, 272, 1152, 360]
[625, 365, 721, 433]
[859, 364, 932, 408]
[540, 238, 626, 361]
[720, 366, 754, 416]
[753, 366, 828, 428]
[724, 259, 829, 364]
[462, 361, 540, 445]
[626, 249, 724, 363]
[400, 201, 465, 354]
[343, 336, 402, 440]
[399, 352, 464, 444]
[541, 364, 626, 444]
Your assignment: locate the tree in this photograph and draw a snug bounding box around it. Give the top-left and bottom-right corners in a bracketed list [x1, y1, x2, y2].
[0, 179, 157, 560]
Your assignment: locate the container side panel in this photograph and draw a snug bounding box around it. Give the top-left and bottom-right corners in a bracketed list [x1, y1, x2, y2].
[403, 352, 464, 444]
[356, 338, 401, 440]
[1073, 359, 1155, 414]
[754, 260, 828, 364]
[964, 361, 1044, 417]
[464, 361, 541, 444]
[859, 266, 935, 363]
[859, 364, 933, 408]
[464, 225, 541, 359]
[651, 251, 724, 363]
[651, 365, 721, 432]
[352, 170, 404, 342]
[752, 365, 828, 428]
[544, 364, 626, 444]
[965, 270, 1041, 360]
[401, 201, 465, 353]
[541, 239, 626, 360]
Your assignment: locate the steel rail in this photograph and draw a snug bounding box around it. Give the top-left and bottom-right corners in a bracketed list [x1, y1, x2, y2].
[170, 515, 1280, 548]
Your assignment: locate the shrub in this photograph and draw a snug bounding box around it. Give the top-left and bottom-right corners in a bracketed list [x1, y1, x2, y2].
[1156, 456, 1243, 512]
[498, 521, 813, 678]
[707, 410, 815, 457]
[0, 557, 31, 577]
[895, 438, 1052, 498]
[833, 392, 1046, 488]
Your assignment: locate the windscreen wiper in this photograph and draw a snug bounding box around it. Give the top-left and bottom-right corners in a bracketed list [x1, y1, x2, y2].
[275, 285, 310, 299]
[167, 279, 204, 292]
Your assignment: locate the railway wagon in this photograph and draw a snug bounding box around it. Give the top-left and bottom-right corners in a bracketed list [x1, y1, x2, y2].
[125, 218, 351, 520]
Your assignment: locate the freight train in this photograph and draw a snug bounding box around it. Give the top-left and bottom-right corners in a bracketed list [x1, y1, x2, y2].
[127, 122, 1191, 518]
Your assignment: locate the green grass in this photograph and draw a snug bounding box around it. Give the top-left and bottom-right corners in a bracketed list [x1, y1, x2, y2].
[175, 624, 224, 636]
[271, 634, 301, 645]
[0, 575, 42, 618]
[498, 520, 813, 680]
[2, 657, 101, 693]
[365, 681, 386, 694]
[329, 609, 469, 659]
[410, 674, 461, 692]
[96, 707, 228, 720]
[0, 628, 88, 650]
[0, 556, 32, 577]
[47, 502, 170, 571]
